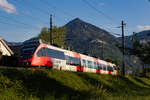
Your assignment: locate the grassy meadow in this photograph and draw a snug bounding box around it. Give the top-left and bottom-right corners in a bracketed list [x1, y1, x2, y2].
[0, 68, 150, 100]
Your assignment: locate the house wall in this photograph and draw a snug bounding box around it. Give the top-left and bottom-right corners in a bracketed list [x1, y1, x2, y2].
[0, 40, 13, 56]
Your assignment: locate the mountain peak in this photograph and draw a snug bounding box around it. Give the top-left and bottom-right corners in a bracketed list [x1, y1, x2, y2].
[67, 18, 84, 24]
[65, 18, 119, 45]
[72, 18, 82, 22]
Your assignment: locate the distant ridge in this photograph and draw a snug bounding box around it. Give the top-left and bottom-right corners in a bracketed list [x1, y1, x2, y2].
[118, 30, 150, 48]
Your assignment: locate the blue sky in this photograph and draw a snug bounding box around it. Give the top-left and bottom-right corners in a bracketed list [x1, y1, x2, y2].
[0, 0, 150, 42]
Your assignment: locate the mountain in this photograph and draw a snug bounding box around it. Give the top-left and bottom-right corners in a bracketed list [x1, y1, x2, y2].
[119, 30, 150, 48]
[65, 18, 142, 73]
[65, 18, 120, 55]
[7, 42, 22, 46]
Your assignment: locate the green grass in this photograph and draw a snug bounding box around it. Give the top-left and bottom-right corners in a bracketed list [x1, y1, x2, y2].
[0, 68, 150, 100]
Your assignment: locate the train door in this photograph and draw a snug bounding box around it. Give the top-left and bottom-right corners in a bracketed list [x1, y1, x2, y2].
[52, 58, 66, 70]
[82, 59, 87, 72]
[113, 66, 118, 75]
[97, 63, 102, 74]
[77, 58, 83, 72]
[94, 62, 98, 73]
[102, 64, 107, 74]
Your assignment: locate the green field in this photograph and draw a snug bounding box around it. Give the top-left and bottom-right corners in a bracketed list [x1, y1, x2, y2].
[0, 68, 150, 100]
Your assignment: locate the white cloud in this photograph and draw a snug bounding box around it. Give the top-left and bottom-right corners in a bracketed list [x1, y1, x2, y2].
[0, 0, 17, 14]
[99, 2, 104, 6]
[136, 25, 150, 31]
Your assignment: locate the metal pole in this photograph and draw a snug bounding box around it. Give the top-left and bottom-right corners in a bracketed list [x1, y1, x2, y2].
[102, 41, 104, 60]
[50, 14, 53, 45]
[121, 20, 125, 76]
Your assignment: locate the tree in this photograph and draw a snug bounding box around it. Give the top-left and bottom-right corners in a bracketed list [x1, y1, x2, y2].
[138, 43, 150, 65]
[131, 32, 150, 75]
[38, 26, 66, 48]
[131, 32, 150, 65]
[0, 50, 2, 60]
[130, 32, 150, 75]
[131, 32, 141, 55]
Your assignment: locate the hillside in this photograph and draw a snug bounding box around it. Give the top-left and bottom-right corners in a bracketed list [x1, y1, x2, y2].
[65, 18, 142, 73]
[0, 68, 150, 100]
[118, 30, 150, 48]
[65, 18, 120, 55]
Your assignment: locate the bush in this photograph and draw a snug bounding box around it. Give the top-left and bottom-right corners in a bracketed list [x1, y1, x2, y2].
[0, 72, 24, 100]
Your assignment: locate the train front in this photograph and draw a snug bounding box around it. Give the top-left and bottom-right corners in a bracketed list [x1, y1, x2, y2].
[19, 39, 40, 67]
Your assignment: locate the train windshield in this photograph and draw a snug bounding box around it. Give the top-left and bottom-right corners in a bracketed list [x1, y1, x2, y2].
[21, 40, 40, 59]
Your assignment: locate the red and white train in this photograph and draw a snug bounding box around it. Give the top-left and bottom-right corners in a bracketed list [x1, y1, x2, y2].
[19, 39, 118, 75]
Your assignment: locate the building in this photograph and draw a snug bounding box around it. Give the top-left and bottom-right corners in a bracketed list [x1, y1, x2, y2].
[7, 42, 22, 57]
[0, 37, 14, 56]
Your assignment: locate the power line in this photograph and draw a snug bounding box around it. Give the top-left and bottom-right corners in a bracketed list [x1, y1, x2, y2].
[81, 0, 122, 36]
[15, 0, 49, 15]
[110, 32, 121, 36]
[81, 0, 118, 24]
[39, 0, 74, 18]
[0, 19, 39, 37]
[0, 19, 25, 28]
[12, 0, 49, 24]
[0, 14, 39, 29]
[19, 11, 49, 25]
[15, 0, 67, 24]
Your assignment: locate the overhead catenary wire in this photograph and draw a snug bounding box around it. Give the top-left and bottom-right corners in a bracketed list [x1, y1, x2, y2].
[14, 0, 67, 24]
[15, 0, 49, 14]
[0, 19, 40, 38]
[0, 20, 40, 36]
[3, 0, 125, 37]
[0, 0, 70, 39]
[81, 0, 123, 37]
[12, 0, 49, 24]
[0, 14, 39, 29]
[39, 0, 75, 18]
[0, 19, 27, 28]
[12, 0, 49, 25]
[81, 0, 118, 24]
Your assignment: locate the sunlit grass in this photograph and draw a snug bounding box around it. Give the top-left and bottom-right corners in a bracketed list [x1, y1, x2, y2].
[0, 68, 150, 100]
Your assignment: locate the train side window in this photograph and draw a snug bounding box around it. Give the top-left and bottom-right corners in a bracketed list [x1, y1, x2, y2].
[97, 63, 99, 69]
[65, 55, 70, 64]
[87, 61, 92, 68]
[36, 47, 48, 57]
[103, 65, 106, 71]
[94, 62, 97, 69]
[37, 47, 65, 60]
[65, 55, 80, 66]
[82, 59, 86, 67]
[92, 61, 95, 68]
[98, 63, 102, 70]
[107, 66, 113, 72]
[47, 48, 65, 60]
